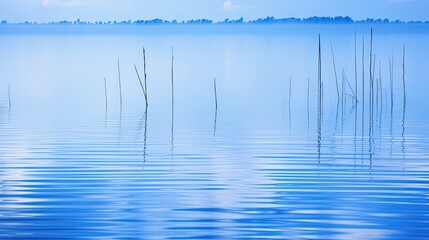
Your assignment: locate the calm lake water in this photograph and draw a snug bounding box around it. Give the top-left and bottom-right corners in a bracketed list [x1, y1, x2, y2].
[1, 24, 429, 239]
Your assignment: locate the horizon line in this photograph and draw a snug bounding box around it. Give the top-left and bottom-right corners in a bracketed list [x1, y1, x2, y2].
[2, 16, 429, 25]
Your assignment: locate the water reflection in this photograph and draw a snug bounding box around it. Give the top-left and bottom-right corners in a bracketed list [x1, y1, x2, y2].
[137, 107, 148, 166]
[213, 105, 217, 138]
[143, 107, 148, 165]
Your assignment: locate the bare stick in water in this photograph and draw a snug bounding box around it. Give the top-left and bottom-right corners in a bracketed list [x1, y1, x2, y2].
[341, 68, 345, 109]
[354, 31, 358, 102]
[8, 85, 11, 107]
[289, 78, 292, 111]
[317, 34, 323, 164]
[134, 64, 146, 103]
[171, 47, 174, 114]
[330, 39, 340, 102]
[214, 77, 218, 110]
[402, 45, 406, 107]
[362, 36, 365, 127]
[321, 81, 324, 111]
[372, 54, 378, 107]
[379, 61, 383, 110]
[143, 47, 148, 107]
[344, 71, 358, 102]
[369, 28, 373, 113]
[104, 77, 107, 110]
[134, 48, 149, 107]
[307, 77, 310, 126]
[289, 77, 292, 128]
[117, 58, 123, 108]
[307, 77, 310, 112]
[317, 34, 320, 109]
[372, 54, 376, 111]
[389, 55, 394, 110]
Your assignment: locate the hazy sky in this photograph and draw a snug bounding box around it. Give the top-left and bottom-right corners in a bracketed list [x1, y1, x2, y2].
[0, 0, 427, 23]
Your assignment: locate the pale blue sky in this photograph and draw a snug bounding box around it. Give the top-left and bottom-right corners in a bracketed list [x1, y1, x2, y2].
[0, 0, 427, 22]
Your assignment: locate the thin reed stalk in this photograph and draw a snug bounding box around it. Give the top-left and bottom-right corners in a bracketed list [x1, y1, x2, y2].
[318, 35, 322, 110]
[117, 58, 122, 107]
[341, 68, 345, 109]
[369, 28, 373, 113]
[376, 58, 379, 109]
[214, 77, 218, 110]
[379, 61, 383, 109]
[8, 85, 11, 107]
[317, 34, 322, 108]
[321, 81, 324, 109]
[104, 77, 107, 110]
[307, 77, 310, 125]
[372, 54, 376, 110]
[354, 31, 358, 102]
[330, 40, 340, 102]
[289, 78, 292, 111]
[344, 71, 358, 102]
[134, 47, 148, 107]
[134, 64, 147, 106]
[402, 45, 406, 107]
[317, 33, 323, 142]
[389, 56, 393, 109]
[171, 47, 174, 113]
[362, 36, 365, 125]
[143, 47, 148, 107]
[372, 54, 378, 107]
[289, 77, 292, 128]
[307, 77, 310, 111]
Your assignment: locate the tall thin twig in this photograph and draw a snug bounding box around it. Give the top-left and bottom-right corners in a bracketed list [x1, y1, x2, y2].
[288, 78, 292, 112]
[402, 45, 406, 107]
[171, 47, 174, 114]
[104, 77, 107, 110]
[143, 47, 148, 107]
[372, 54, 378, 107]
[372, 54, 376, 111]
[369, 28, 373, 114]
[289, 77, 292, 128]
[389, 57, 393, 109]
[134, 48, 149, 107]
[8, 85, 11, 108]
[379, 61, 383, 110]
[134, 64, 146, 103]
[330, 39, 340, 102]
[117, 58, 122, 108]
[307, 77, 310, 112]
[344, 71, 358, 102]
[317, 34, 323, 164]
[362, 36, 365, 127]
[317, 34, 322, 109]
[354, 31, 358, 102]
[307, 77, 310, 126]
[214, 77, 218, 110]
[342, 68, 345, 109]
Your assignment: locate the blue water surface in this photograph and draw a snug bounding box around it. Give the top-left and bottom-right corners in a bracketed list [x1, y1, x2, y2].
[0, 24, 429, 239]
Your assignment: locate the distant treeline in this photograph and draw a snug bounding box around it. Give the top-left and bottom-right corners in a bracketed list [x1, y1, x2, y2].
[2, 16, 429, 25]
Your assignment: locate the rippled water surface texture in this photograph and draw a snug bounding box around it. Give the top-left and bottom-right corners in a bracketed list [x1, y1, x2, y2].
[1, 25, 429, 239]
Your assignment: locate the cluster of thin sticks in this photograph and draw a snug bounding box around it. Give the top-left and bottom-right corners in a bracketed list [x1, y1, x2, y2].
[104, 47, 218, 114]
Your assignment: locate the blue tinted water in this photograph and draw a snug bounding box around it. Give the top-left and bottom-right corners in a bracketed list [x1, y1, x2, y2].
[0, 25, 429, 239]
